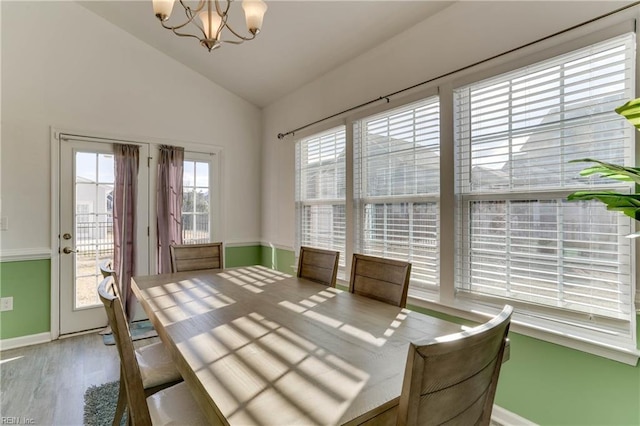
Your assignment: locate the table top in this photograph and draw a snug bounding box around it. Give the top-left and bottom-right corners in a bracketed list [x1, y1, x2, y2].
[132, 266, 461, 425]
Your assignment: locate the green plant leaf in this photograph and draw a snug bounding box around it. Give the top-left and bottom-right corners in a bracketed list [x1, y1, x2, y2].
[616, 97, 640, 130]
[565, 98, 640, 223]
[566, 191, 640, 220]
[569, 158, 640, 185]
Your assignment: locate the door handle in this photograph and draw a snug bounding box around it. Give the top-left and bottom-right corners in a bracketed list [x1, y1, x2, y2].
[62, 247, 77, 254]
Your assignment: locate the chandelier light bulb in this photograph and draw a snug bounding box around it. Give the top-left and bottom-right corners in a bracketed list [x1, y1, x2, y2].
[199, 10, 223, 40]
[152, 0, 175, 21]
[242, 0, 268, 35]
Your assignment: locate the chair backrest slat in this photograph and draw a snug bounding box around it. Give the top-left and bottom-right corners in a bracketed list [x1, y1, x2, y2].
[397, 305, 513, 426]
[297, 246, 340, 287]
[99, 260, 122, 298]
[170, 242, 224, 272]
[98, 277, 152, 426]
[349, 254, 411, 307]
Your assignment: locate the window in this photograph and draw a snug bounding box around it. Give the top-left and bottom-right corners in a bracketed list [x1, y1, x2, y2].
[291, 27, 637, 361]
[295, 127, 346, 278]
[182, 157, 212, 244]
[353, 98, 441, 294]
[454, 33, 635, 337]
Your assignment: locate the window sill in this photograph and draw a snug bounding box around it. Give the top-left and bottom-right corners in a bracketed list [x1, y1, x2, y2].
[407, 296, 640, 366]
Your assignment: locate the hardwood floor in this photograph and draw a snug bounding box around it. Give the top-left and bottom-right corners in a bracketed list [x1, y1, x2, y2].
[0, 332, 159, 425]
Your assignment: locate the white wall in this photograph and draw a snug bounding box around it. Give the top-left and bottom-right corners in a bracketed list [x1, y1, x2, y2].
[261, 0, 634, 249]
[0, 1, 262, 253]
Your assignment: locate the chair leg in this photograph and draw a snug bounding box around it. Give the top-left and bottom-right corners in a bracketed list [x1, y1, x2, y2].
[112, 375, 127, 426]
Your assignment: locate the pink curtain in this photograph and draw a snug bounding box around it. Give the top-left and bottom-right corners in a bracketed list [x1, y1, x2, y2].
[113, 144, 139, 321]
[157, 145, 184, 273]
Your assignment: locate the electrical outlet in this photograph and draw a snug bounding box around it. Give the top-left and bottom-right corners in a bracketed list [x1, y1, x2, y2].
[0, 297, 13, 312]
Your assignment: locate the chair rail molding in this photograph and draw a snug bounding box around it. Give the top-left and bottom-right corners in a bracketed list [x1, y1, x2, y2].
[224, 241, 262, 247]
[260, 241, 294, 251]
[0, 248, 52, 262]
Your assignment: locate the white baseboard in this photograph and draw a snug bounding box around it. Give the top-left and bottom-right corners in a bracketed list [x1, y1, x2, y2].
[492, 405, 538, 426]
[0, 332, 52, 351]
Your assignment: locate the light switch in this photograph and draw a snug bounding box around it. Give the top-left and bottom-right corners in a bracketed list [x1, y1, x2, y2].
[0, 217, 7, 231]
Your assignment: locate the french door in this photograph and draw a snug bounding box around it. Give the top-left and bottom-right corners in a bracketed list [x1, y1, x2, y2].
[58, 137, 149, 335]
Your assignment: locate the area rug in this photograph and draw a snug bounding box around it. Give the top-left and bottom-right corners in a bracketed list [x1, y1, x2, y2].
[83, 380, 127, 426]
[102, 320, 158, 345]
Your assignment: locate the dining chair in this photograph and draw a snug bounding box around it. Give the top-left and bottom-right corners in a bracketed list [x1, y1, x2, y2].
[169, 242, 224, 272]
[98, 262, 183, 426]
[297, 246, 340, 287]
[349, 253, 412, 307]
[98, 276, 207, 426]
[395, 305, 513, 426]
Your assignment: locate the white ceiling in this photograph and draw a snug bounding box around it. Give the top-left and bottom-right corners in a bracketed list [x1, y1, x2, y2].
[79, 1, 454, 107]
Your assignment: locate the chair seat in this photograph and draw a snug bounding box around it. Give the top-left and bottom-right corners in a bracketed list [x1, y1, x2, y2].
[136, 341, 182, 389]
[148, 382, 208, 425]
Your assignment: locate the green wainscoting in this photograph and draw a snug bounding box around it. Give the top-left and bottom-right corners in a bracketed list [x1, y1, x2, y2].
[260, 244, 296, 275]
[0, 259, 50, 340]
[225, 245, 262, 268]
[497, 329, 640, 426]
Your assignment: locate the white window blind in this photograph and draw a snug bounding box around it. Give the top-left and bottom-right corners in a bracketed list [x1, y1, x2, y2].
[454, 33, 635, 325]
[295, 127, 347, 277]
[354, 97, 440, 292]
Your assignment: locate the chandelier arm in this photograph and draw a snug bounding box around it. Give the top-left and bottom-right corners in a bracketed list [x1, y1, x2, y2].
[168, 28, 209, 43]
[220, 39, 246, 45]
[223, 23, 257, 42]
[214, 0, 231, 17]
[180, 0, 207, 15]
[160, 18, 195, 32]
[158, 1, 204, 32]
[215, 9, 229, 41]
[161, 20, 209, 42]
[215, 0, 253, 42]
[182, 1, 211, 41]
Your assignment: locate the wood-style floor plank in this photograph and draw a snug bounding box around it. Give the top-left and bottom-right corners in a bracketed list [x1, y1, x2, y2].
[1, 332, 159, 425]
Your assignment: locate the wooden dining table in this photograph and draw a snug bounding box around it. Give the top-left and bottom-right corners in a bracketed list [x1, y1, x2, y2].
[131, 265, 462, 425]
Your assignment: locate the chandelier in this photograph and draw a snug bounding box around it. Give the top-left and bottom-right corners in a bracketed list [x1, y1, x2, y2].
[152, 0, 268, 52]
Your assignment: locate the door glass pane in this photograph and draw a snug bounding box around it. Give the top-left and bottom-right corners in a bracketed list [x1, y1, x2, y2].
[75, 152, 114, 309]
[76, 152, 97, 182]
[98, 153, 115, 182]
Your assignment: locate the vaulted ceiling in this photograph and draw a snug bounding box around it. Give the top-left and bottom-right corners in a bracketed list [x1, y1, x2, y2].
[79, 1, 454, 107]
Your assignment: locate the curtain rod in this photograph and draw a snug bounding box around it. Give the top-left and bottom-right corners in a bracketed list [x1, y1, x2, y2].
[277, 1, 640, 140]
